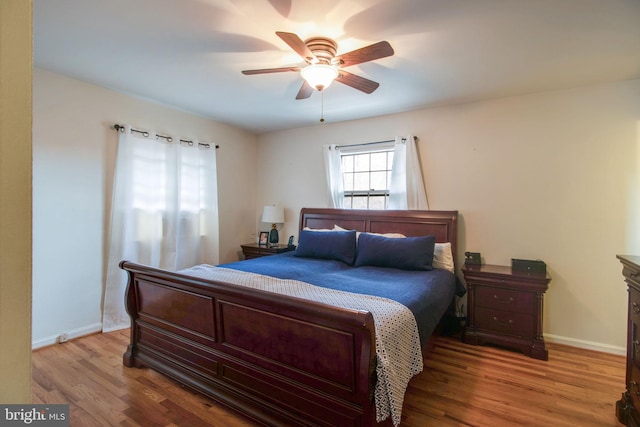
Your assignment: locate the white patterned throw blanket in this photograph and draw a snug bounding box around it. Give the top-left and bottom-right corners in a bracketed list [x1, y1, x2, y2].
[179, 265, 423, 426]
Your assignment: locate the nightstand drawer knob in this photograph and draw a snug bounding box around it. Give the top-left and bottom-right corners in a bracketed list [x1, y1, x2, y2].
[633, 302, 640, 314]
[492, 316, 514, 327]
[631, 381, 640, 395]
[493, 295, 515, 304]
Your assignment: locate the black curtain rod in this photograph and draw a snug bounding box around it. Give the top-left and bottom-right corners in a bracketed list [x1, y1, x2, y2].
[335, 135, 417, 150]
[113, 124, 219, 149]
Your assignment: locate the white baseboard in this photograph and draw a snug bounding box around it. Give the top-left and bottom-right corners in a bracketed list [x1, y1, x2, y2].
[32, 322, 103, 350]
[545, 333, 626, 356]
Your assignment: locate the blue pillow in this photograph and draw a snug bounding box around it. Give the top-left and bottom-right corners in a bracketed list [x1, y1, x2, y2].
[354, 233, 436, 270]
[294, 230, 357, 265]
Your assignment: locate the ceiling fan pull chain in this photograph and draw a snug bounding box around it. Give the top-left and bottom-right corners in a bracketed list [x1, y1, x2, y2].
[320, 90, 325, 123]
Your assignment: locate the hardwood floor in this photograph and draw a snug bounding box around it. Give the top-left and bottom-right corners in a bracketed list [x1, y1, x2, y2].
[32, 330, 625, 426]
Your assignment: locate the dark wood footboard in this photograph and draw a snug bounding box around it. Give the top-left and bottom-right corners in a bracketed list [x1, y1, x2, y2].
[121, 260, 379, 426]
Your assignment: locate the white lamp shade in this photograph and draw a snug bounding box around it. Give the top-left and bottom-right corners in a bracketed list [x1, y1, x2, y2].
[261, 205, 285, 224]
[300, 64, 339, 90]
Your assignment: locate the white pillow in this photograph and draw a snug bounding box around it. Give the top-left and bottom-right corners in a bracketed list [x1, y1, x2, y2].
[303, 226, 335, 232]
[372, 232, 407, 239]
[433, 242, 455, 273]
[333, 224, 405, 239]
[333, 224, 359, 238]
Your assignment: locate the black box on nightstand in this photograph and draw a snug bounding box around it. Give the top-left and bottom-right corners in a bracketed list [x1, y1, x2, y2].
[511, 258, 546, 274]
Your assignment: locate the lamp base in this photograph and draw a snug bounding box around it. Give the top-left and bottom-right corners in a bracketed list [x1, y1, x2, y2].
[268, 227, 279, 246]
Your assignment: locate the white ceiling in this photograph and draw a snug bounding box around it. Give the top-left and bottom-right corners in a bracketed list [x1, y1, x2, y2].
[34, 0, 640, 134]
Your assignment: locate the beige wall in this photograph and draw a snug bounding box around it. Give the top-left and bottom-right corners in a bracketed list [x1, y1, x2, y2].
[0, 0, 33, 402]
[257, 80, 640, 353]
[32, 68, 258, 347]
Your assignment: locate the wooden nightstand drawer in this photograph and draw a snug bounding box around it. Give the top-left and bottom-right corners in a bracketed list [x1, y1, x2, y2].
[630, 288, 640, 370]
[631, 287, 640, 324]
[631, 364, 640, 415]
[476, 307, 534, 338]
[475, 286, 534, 313]
[633, 320, 640, 370]
[242, 246, 265, 259]
[241, 243, 295, 260]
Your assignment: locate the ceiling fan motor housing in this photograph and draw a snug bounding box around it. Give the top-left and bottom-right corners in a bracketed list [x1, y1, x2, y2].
[304, 37, 338, 65]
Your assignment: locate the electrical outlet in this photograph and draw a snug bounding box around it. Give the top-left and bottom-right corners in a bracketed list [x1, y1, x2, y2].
[56, 333, 69, 344]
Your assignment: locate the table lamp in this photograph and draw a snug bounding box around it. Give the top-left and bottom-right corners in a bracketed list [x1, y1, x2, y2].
[261, 205, 285, 246]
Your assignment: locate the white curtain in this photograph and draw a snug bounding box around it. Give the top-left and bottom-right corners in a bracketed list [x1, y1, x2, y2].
[102, 125, 219, 332]
[389, 135, 429, 210]
[323, 144, 344, 208]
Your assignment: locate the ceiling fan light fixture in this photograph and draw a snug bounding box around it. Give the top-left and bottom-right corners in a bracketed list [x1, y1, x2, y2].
[301, 64, 339, 91]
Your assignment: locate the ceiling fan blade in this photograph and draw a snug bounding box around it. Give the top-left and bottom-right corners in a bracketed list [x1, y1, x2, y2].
[336, 70, 380, 94]
[295, 81, 313, 100]
[334, 41, 394, 68]
[276, 31, 317, 63]
[241, 66, 300, 75]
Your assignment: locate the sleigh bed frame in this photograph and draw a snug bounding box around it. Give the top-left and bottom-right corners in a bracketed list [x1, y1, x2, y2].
[121, 208, 459, 426]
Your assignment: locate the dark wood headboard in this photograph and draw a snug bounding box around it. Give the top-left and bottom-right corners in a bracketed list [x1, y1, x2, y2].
[299, 208, 459, 268]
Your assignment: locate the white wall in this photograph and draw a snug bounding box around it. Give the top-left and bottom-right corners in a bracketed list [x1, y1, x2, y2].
[32, 68, 258, 347]
[257, 79, 640, 353]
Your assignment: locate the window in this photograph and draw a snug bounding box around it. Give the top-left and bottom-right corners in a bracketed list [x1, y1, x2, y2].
[323, 136, 427, 211]
[341, 149, 394, 209]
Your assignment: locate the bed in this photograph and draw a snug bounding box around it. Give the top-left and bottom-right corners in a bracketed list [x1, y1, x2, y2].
[121, 208, 461, 426]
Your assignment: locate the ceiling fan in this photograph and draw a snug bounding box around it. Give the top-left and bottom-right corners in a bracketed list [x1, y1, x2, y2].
[242, 31, 394, 100]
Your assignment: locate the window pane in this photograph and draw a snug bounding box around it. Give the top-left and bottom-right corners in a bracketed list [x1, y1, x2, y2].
[342, 155, 354, 172]
[180, 155, 200, 212]
[354, 154, 369, 172]
[343, 172, 354, 191]
[352, 196, 368, 209]
[369, 196, 386, 210]
[370, 171, 386, 190]
[353, 172, 369, 190]
[387, 152, 394, 168]
[133, 148, 167, 211]
[343, 196, 352, 208]
[370, 152, 387, 171]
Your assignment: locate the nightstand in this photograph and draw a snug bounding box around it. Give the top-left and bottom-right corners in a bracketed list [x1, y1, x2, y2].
[462, 263, 551, 360]
[240, 243, 295, 260]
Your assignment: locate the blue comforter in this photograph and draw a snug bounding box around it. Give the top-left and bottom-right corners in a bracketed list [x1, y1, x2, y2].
[220, 252, 464, 345]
